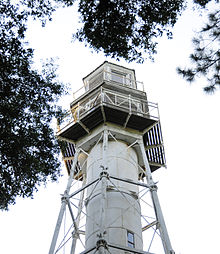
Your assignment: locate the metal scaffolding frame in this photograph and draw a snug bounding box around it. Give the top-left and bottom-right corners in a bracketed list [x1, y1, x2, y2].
[49, 129, 174, 254]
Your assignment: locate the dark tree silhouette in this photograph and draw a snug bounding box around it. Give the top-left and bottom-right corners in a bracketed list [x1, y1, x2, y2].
[73, 0, 185, 62]
[0, 0, 64, 210]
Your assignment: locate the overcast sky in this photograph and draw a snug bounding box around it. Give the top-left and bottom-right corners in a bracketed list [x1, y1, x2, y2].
[0, 3, 220, 254]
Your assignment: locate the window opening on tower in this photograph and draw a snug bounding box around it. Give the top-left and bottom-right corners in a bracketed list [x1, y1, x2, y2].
[111, 69, 126, 83]
[110, 69, 134, 88]
[127, 231, 135, 248]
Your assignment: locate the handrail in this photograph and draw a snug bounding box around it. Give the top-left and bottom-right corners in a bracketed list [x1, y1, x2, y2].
[57, 87, 159, 134]
[73, 70, 145, 100]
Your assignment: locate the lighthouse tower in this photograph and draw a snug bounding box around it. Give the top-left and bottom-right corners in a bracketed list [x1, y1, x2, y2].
[49, 62, 174, 254]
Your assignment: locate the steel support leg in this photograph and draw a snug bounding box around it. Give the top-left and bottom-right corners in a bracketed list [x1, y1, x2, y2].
[49, 149, 79, 254]
[98, 130, 108, 254]
[138, 140, 175, 254]
[70, 176, 86, 254]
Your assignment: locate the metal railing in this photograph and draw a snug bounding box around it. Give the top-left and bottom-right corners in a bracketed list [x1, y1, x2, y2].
[57, 87, 158, 133]
[73, 70, 145, 100]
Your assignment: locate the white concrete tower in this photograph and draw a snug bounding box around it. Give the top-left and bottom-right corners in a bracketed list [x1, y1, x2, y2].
[49, 62, 174, 254]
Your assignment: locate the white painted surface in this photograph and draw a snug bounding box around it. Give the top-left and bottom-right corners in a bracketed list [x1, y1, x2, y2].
[86, 140, 143, 252]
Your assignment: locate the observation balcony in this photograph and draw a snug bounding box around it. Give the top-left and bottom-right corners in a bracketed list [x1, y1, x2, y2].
[57, 86, 159, 142]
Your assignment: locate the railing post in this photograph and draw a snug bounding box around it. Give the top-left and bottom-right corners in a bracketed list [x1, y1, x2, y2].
[77, 102, 80, 120]
[129, 94, 131, 113]
[101, 86, 104, 104]
[103, 70, 106, 82]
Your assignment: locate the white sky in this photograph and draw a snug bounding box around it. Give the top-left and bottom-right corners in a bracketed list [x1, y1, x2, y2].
[0, 3, 220, 254]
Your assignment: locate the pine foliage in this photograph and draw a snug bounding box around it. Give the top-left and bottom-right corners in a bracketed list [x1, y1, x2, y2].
[73, 0, 185, 63]
[178, 0, 220, 93]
